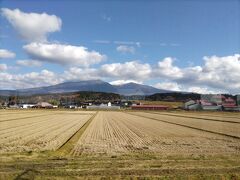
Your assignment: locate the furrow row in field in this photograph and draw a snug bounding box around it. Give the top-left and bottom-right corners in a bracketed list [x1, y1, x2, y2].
[0, 114, 92, 153]
[72, 112, 149, 155]
[0, 112, 56, 122]
[182, 112, 240, 119]
[0, 115, 78, 143]
[0, 117, 58, 137]
[72, 112, 240, 156]
[0, 114, 61, 131]
[151, 112, 240, 123]
[129, 112, 240, 138]
[26, 117, 90, 151]
[0, 110, 39, 115]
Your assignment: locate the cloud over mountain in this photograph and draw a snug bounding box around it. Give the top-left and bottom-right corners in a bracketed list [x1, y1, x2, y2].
[23, 43, 106, 67]
[1, 54, 240, 94]
[154, 54, 240, 94]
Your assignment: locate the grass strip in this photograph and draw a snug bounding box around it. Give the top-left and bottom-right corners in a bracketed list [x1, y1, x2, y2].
[55, 112, 98, 156]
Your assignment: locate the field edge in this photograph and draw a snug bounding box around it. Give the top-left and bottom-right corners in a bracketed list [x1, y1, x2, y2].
[54, 111, 98, 156]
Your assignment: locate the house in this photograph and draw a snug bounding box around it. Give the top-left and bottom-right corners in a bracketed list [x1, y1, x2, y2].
[210, 94, 226, 105]
[35, 102, 53, 108]
[21, 104, 35, 109]
[65, 105, 78, 109]
[237, 95, 240, 106]
[184, 100, 201, 110]
[131, 105, 168, 110]
[222, 97, 239, 111]
[200, 100, 222, 111]
[86, 102, 120, 110]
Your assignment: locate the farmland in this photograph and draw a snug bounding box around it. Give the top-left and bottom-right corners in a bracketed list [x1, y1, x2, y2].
[128, 111, 240, 138]
[73, 111, 240, 155]
[0, 110, 240, 179]
[0, 110, 95, 152]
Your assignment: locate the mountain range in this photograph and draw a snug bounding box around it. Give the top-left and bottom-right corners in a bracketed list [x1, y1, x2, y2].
[0, 80, 172, 96]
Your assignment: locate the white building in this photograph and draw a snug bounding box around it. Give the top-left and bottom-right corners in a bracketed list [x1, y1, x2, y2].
[21, 104, 35, 109]
[184, 100, 200, 110]
[86, 103, 120, 110]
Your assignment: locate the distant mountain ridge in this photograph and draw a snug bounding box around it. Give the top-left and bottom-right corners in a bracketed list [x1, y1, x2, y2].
[116, 82, 169, 95]
[0, 80, 172, 96]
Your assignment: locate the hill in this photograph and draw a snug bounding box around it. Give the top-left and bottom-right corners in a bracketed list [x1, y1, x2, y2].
[0, 91, 121, 106]
[146, 92, 201, 102]
[0, 80, 171, 96]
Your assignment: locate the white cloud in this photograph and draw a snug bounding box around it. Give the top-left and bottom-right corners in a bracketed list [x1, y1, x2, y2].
[0, 61, 151, 89]
[0, 49, 15, 59]
[186, 86, 225, 94]
[114, 41, 141, 47]
[93, 40, 111, 44]
[110, 80, 142, 86]
[101, 14, 111, 22]
[100, 61, 151, 80]
[1, 54, 240, 94]
[153, 82, 226, 94]
[154, 54, 240, 94]
[153, 82, 181, 91]
[16, 60, 42, 67]
[116, 45, 135, 54]
[63, 67, 99, 81]
[154, 57, 183, 79]
[23, 42, 106, 67]
[0, 70, 62, 89]
[0, 64, 8, 71]
[62, 61, 151, 82]
[1, 8, 62, 42]
[94, 40, 141, 47]
[194, 54, 240, 93]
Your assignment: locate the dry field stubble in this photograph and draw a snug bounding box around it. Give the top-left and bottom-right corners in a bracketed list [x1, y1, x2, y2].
[129, 111, 240, 138]
[151, 111, 240, 123]
[0, 110, 94, 152]
[72, 111, 240, 156]
[0, 110, 240, 179]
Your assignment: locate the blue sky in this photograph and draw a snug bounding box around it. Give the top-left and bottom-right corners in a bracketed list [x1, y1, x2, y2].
[0, 0, 239, 94]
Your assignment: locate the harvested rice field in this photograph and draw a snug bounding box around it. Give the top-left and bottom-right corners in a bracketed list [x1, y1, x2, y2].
[0, 111, 94, 152]
[128, 111, 240, 138]
[0, 109, 240, 179]
[72, 111, 240, 155]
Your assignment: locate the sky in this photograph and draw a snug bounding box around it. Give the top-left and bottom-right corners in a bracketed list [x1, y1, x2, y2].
[0, 0, 239, 94]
